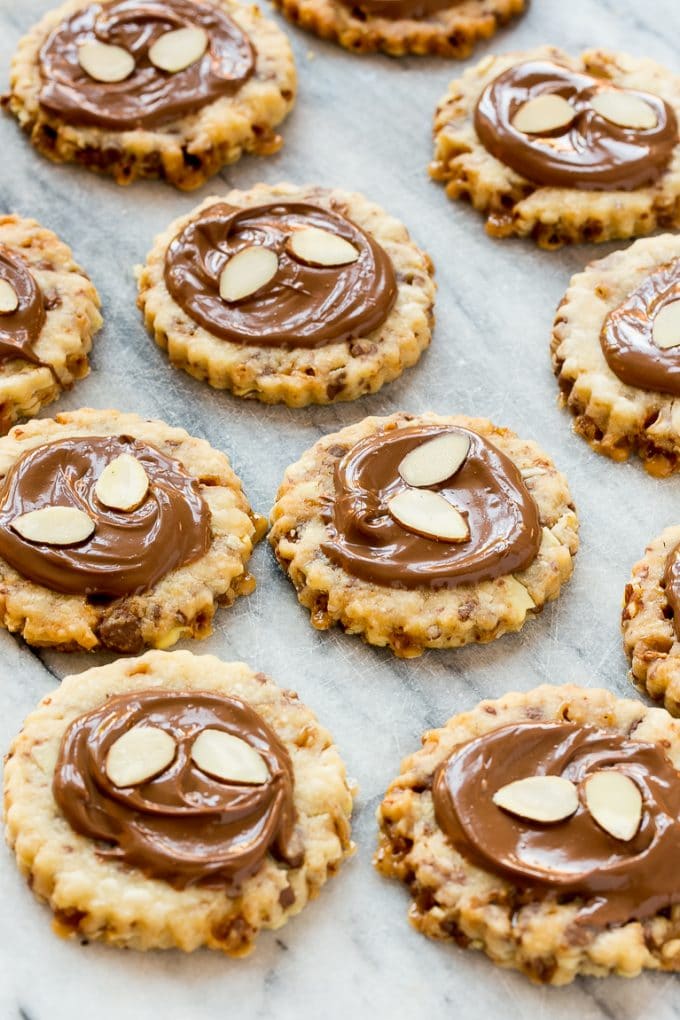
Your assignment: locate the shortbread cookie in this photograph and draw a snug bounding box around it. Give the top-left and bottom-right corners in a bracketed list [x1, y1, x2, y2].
[3, 0, 296, 190]
[376, 684, 680, 984]
[272, 0, 524, 59]
[0, 214, 101, 434]
[3, 650, 354, 953]
[553, 234, 680, 475]
[137, 183, 435, 406]
[0, 408, 264, 652]
[269, 412, 578, 657]
[431, 46, 680, 248]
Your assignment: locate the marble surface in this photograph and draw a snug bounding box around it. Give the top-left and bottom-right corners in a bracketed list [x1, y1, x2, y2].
[1, 0, 680, 1016]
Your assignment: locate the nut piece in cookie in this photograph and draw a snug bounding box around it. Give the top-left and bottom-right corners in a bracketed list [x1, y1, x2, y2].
[269, 412, 578, 657]
[376, 684, 680, 984]
[3, 650, 354, 953]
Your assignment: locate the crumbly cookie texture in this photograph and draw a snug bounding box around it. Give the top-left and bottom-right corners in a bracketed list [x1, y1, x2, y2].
[137, 183, 435, 407]
[269, 412, 578, 657]
[376, 683, 680, 985]
[431, 46, 680, 249]
[3, 650, 354, 954]
[552, 234, 680, 476]
[3, 0, 296, 190]
[271, 0, 524, 59]
[0, 408, 265, 652]
[0, 214, 101, 434]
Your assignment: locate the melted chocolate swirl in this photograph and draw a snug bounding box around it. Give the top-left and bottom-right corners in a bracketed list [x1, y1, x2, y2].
[0, 246, 46, 365]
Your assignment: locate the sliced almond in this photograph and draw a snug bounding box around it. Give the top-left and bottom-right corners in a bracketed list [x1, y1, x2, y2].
[191, 728, 270, 784]
[219, 246, 279, 303]
[584, 770, 642, 841]
[398, 433, 470, 488]
[591, 90, 657, 130]
[493, 775, 579, 823]
[653, 299, 680, 350]
[78, 41, 135, 83]
[95, 454, 149, 511]
[106, 726, 176, 788]
[512, 94, 575, 134]
[288, 227, 359, 268]
[388, 489, 469, 543]
[148, 26, 208, 74]
[11, 506, 94, 545]
[0, 279, 19, 314]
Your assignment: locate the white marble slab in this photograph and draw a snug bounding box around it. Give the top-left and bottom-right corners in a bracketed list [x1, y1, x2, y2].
[1, 0, 680, 1016]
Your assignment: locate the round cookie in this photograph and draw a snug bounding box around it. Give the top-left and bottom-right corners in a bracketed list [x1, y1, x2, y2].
[431, 46, 680, 248]
[137, 183, 435, 406]
[271, 0, 525, 59]
[0, 213, 101, 434]
[3, 649, 354, 954]
[269, 412, 578, 657]
[3, 0, 296, 190]
[0, 407, 264, 653]
[553, 234, 680, 475]
[376, 684, 680, 984]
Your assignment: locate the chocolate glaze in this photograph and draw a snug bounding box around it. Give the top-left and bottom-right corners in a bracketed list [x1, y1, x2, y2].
[0, 435, 210, 597]
[600, 258, 680, 395]
[38, 0, 254, 131]
[433, 721, 680, 928]
[164, 201, 397, 349]
[321, 425, 541, 589]
[53, 690, 301, 890]
[474, 60, 678, 191]
[0, 246, 46, 365]
[663, 541, 680, 639]
[337, 0, 457, 19]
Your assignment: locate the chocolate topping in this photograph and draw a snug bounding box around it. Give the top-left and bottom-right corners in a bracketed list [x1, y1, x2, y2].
[433, 721, 680, 927]
[164, 201, 397, 349]
[663, 542, 680, 639]
[0, 246, 46, 365]
[337, 0, 457, 19]
[600, 258, 680, 394]
[38, 0, 254, 131]
[321, 425, 541, 589]
[53, 690, 301, 890]
[0, 435, 210, 597]
[475, 60, 678, 191]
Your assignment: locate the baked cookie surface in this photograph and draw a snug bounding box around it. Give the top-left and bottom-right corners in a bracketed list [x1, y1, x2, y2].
[137, 183, 435, 406]
[376, 684, 680, 985]
[269, 412, 578, 657]
[4, 0, 296, 190]
[431, 46, 680, 248]
[3, 649, 354, 954]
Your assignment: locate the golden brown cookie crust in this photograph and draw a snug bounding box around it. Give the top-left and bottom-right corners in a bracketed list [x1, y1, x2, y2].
[3, 0, 297, 190]
[375, 684, 680, 985]
[137, 183, 436, 406]
[3, 650, 354, 954]
[269, 412, 578, 657]
[430, 47, 680, 249]
[0, 408, 265, 653]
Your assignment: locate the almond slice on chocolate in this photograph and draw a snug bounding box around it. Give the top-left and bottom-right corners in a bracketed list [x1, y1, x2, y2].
[512, 94, 575, 134]
[0, 279, 19, 314]
[106, 726, 176, 788]
[591, 91, 658, 130]
[288, 227, 359, 268]
[388, 489, 469, 543]
[398, 433, 470, 488]
[653, 300, 680, 350]
[493, 775, 579, 823]
[191, 728, 270, 785]
[78, 41, 135, 83]
[584, 770, 642, 841]
[11, 506, 95, 546]
[95, 454, 150, 512]
[148, 26, 208, 74]
[219, 246, 279, 303]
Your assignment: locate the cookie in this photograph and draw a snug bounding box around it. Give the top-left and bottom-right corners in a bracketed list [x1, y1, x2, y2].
[269, 412, 578, 657]
[3, 649, 354, 953]
[376, 683, 680, 984]
[431, 46, 680, 248]
[0, 213, 101, 434]
[3, 0, 296, 190]
[137, 183, 435, 406]
[0, 407, 265, 652]
[271, 0, 524, 59]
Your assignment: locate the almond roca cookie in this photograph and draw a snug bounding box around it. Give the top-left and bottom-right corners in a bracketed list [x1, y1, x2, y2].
[137, 183, 435, 406]
[430, 46, 680, 248]
[0, 213, 101, 434]
[269, 413, 578, 657]
[3, 650, 354, 953]
[0, 408, 264, 653]
[3, 0, 296, 190]
[376, 684, 680, 984]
